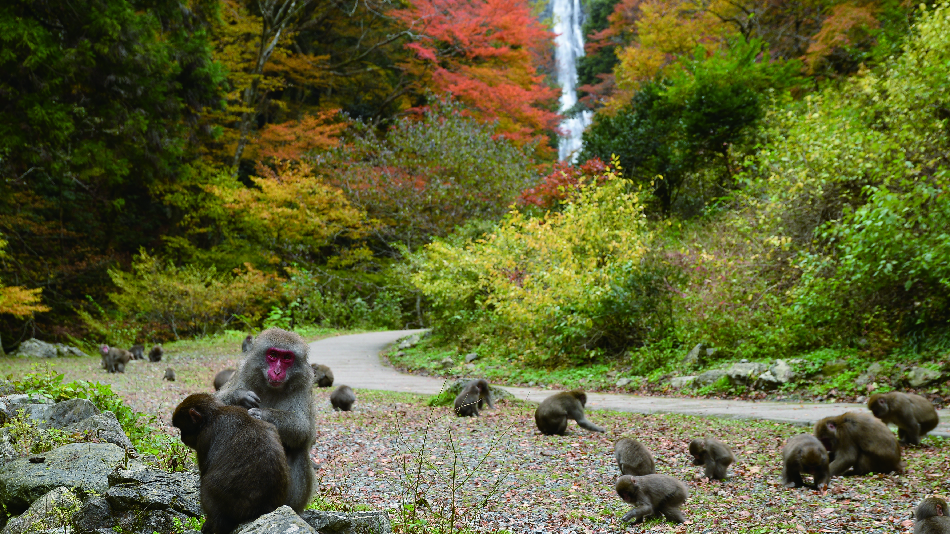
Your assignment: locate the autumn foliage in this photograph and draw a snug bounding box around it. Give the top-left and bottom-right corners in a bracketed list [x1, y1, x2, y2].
[519, 157, 610, 209]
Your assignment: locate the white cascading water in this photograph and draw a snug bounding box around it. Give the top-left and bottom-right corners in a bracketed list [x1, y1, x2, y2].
[552, 0, 593, 162]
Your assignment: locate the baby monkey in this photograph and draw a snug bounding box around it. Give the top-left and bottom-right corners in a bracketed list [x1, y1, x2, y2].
[915, 497, 950, 534]
[782, 434, 830, 493]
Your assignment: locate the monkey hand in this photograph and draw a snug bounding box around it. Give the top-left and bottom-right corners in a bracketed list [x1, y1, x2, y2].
[235, 389, 261, 409]
[248, 408, 265, 420]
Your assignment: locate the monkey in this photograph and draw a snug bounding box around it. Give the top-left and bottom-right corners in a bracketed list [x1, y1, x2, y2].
[242, 334, 254, 353]
[814, 411, 902, 477]
[615, 474, 688, 524]
[129, 344, 145, 360]
[213, 368, 236, 391]
[453, 379, 494, 417]
[330, 385, 355, 412]
[149, 345, 163, 362]
[100, 345, 132, 373]
[781, 434, 830, 492]
[915, 497, 950, 534]
[614, 437, 655, 476]
[311, 363, 334, 388]
[216, 328, 317, 512]
[868, 391, 939, 446]
[164, 368, 176, 381]
[172, 393, 289, 534]
[688, 437, 735, 480]
[534, 390, 605, 435]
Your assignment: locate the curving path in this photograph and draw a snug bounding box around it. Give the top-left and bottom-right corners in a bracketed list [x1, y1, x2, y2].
[309, 330, 950, 437]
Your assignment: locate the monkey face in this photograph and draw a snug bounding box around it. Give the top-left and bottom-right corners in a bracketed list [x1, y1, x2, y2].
[615, 476, 639, 503]
[870, 397, 888, 417]
[265, 348, 296, 386]
[100, 345, 109, 355]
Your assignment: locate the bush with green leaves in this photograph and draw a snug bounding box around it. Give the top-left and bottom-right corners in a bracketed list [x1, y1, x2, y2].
[410, 167, 678, 367]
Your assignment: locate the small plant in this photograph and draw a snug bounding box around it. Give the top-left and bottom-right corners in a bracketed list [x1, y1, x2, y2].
[3, 414, 73, 455]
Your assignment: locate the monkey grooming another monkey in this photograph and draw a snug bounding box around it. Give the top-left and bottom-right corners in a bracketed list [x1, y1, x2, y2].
[688, 437, 735, 480]
[173, 393, 289, 534]
[148, 345, 163, 362]
[782, 434, 830, 492]
[213, 368, 236, 391]
[814, 411, 902, 476]
[100, 345, 132, 373]
[216, 328, 317, 512]
[615, 474, 688, 524]
[535, 390, 605, 435]
[310, 363, 334, 388]
[242, 334, 254, 353]
[915, 497, 950, 534]
[330, 385, 356, 411]
[164, 368, 176, 381]
[615, 437, 655, 476]
[454, 379, 494, 417]
[129, 344, 145, 360]
[868, 391, 939, 446]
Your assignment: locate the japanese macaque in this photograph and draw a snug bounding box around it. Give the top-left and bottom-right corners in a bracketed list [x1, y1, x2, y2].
[814, 411, 902, 476]
[534, 390, 605, 435]
[453, 379, 493, 417]
[129, 344, 145, 360]
[868, 391, 939, 446]
[782, 434, 830, 492]
[164, 368, 176, 381]
[148, 345, 164, 362]
[915, 497, 950, 534]
[688, 437, 735, 480]
[100, 345, 131, 373]
[213, 368, 235, 391]
[330, 385, 355, 412]
[242, 334, 254, 353]
[311, 363, 334, 388]
[216, 328, 316, 512]
[172, 393, 289, 534]
[614, 437, 655, 476]
[615, 474, 688, 524]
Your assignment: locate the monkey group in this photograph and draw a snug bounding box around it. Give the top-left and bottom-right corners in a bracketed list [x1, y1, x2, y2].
[100, 343, 163, 373]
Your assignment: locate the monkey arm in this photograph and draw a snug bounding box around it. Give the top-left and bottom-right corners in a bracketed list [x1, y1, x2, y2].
[622, 503, 652, 523]
[250, 407, 312, 449]
[575, 417, 606, 433]
[828, 449, 857, 477]
[217, 388, 260, 410]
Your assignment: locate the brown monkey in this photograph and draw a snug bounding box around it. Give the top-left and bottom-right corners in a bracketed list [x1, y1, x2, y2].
[915, 497, 950, 534]
[615, 474, 688, 524]
[535, 390, 605, 435]
[164, 368, 176, 381]
[216, 328, 316, 512]
[814, 411, 902, 476]
[868, 391, 939, 446]
[688, 437, 735, 480]
[330, 385, 355, 411]
[310, 363, 334, 388]
[172, 393, 289, 534]
[129, 344, 145, 360]
[453, 379, 494, 417]
[213, 368, 235, 391]
[148, 345, 164, 362]
[242, 334, 254, 353]
[100, 345, 132, 373]
[615, 437, 655, 476]
[782, 434, 830, 492]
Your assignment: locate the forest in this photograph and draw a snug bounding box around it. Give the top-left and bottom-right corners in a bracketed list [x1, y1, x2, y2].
[1, 0, 948, 380]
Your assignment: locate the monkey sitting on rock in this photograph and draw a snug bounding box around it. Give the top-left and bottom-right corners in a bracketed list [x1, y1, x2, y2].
[535, 390, 605, 435]
[868, 391, 939, 446]
[173, 393, 289, 534]
[616, 474, 688, 524]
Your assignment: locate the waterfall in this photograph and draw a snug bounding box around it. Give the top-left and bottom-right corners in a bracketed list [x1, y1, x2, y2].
[552, 0, 592, 162]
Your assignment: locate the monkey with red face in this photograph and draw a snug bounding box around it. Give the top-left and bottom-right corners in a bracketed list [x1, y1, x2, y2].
[215, 328, 316, 512]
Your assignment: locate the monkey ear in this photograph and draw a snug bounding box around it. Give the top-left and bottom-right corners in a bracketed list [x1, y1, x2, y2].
[188, 407, 203, 425]
[938, 504, 945, 516]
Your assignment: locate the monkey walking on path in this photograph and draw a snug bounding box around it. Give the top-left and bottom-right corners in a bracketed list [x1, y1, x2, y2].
[216, 328, 317, 512]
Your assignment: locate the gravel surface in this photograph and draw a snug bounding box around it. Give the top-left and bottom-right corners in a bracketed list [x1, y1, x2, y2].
[2, 339, 947, 533]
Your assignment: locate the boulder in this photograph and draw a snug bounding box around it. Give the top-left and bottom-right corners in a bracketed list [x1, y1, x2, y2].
[72, 495, 197, 534]
[616, 378, 632, 388]
[11, 340, 88, 359]
[855, 362, 884, 386]
[726, 362, 767, 386]
[464, 353, 479, 363]
[907, 367, 942, 388]
[397, 334, 421, 350]
[437, 358, 454, 370]
[67, 411, 132, 451]
[235, 506, 316, 534]
[0, 395, 54, 424]
[695, 369, 727, 386]
[0, 430, 17, 464]
[300, 510, 392, 534]
[2, 486, 79, 534]
[669, 376, 696, 389]
[0, 443, 128, 514]
[821, 359, 848, 377]
[683, 344, 706, 366]
[439, 379, 513, 404]
[768, 360, 795, 384]
[105, 467, 201, 517]
[42, 399, 99, 430]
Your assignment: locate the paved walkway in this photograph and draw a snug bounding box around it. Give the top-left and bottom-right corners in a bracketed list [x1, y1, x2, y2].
[309, 330, 950, 437]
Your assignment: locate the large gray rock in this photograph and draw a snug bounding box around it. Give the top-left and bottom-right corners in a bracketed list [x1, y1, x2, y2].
[300, 510, 392, 534]
[67, 411, 132, 450]
[397, 334, 421, 350]
[669, 376, 696, 389]
[0, 430, 17, 464]
[0, 395, 54, 424]
[12, 340, 88, 359]
[683, 344, 717, 366]
[855, 362, 884, 386]
[43, 399, 98, 430]
[695, 369, 727, 386]
[0, 443, 127, 514]
[726, 362, 767, 386]
[908, 367, 942, 388]
[105, 467, 201, 518]
[3, 486, 79, 534]
[821, 359, 849, 377]
[768, 360, 795, 383]
[235, 506, 316, 534]
[72, 495, 196, 534]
